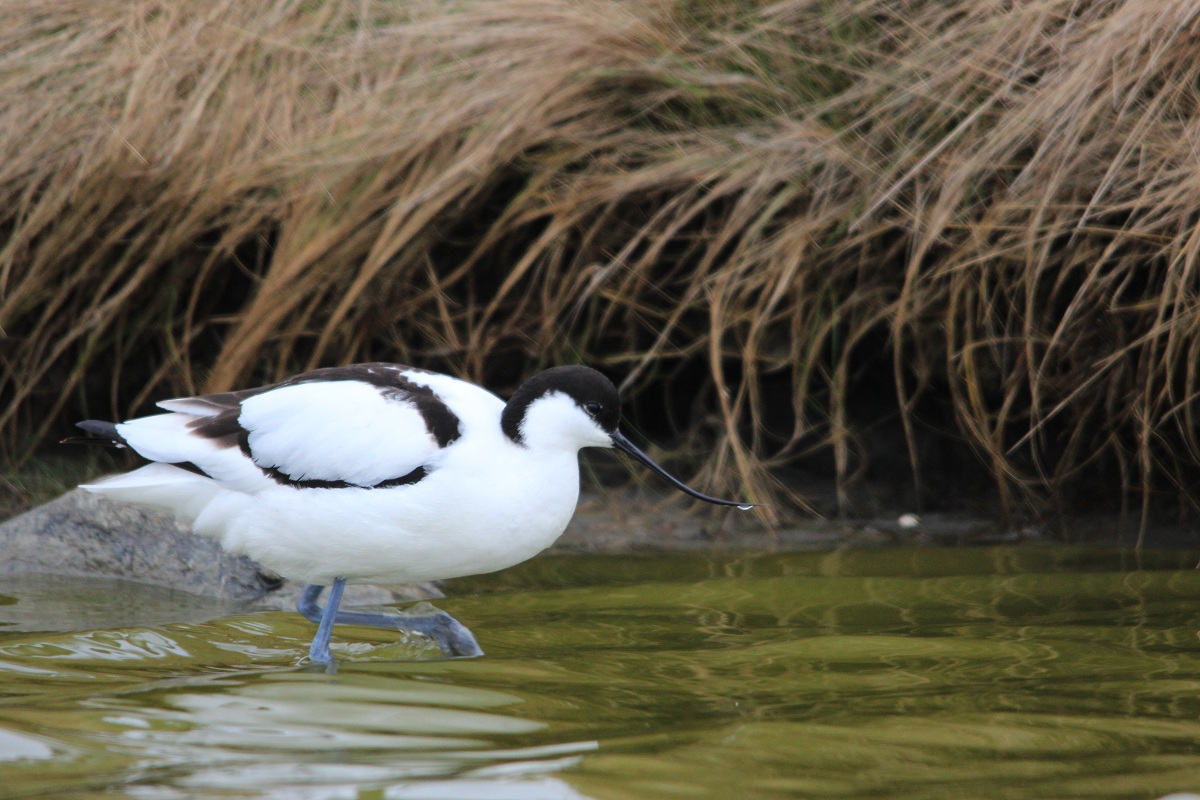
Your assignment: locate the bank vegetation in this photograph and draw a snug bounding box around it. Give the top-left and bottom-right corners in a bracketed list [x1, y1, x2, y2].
[3, 0, 1200, 525]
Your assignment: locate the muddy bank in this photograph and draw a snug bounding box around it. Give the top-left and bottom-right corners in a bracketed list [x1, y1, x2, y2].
[2, 486, 1195, 608]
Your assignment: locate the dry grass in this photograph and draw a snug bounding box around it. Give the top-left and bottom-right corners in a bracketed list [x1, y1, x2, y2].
[4, 0, 1200, 523]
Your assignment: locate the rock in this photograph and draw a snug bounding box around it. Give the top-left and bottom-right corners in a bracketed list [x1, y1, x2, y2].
[0, 490, 441, 605]
[0, 490, 274, 600]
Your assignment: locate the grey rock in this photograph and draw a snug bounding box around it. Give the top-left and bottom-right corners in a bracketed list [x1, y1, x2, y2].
[0, 490, 274, 600]
[0, 490, 442, 605]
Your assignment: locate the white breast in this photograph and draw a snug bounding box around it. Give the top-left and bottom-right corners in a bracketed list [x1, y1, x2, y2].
[216, 436, 582, 585]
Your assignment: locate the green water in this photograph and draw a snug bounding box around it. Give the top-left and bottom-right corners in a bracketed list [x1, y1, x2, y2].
[4, 545, 1200, 799]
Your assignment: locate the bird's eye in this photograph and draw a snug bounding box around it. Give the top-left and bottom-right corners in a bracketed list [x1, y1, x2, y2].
[584, 401, 602, 417]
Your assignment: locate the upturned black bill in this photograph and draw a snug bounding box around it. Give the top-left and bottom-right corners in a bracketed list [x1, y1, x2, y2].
[610, 430, 755, 509]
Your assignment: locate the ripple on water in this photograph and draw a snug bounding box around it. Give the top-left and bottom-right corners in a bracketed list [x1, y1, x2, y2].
[2, 545, 1200, 799]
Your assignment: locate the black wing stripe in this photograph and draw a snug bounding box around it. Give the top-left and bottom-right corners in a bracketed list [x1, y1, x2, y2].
[259, 464, 428, 490]
[187, 409, 251, 452]
[75, 420, 127, 446]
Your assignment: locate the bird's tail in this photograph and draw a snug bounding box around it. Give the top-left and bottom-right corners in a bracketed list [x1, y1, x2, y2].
[80, 462, 222, 527]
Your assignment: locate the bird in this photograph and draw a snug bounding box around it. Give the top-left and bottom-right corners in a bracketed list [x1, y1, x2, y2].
[75, 363, 753, 664]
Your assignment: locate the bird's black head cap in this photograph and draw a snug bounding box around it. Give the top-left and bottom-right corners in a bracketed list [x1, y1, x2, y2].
[502, 365, 620, 445]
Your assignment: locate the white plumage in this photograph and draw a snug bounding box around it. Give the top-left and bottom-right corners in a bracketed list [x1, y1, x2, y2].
[86, 368, 572, 584]
[77, 363, 749, 662]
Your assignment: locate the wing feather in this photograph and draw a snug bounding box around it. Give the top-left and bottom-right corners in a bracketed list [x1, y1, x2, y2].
[108, 364, 475, 491]
[156, 397, 228, 416]
[115, 413, 271, 492]
[238, 380, 440, 486]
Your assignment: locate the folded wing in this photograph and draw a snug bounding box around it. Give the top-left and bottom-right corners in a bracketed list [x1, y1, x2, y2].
[106, 364, 464, 493]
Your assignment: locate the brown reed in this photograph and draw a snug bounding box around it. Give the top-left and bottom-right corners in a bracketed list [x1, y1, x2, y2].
[4, 0, 1200, 523]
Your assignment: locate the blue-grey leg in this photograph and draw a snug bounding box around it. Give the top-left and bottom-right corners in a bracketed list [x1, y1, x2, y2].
[297, 583, 483, 659]
[306, 577, 346, 664]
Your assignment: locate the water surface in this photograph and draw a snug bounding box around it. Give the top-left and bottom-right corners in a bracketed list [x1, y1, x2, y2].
[3, 545, 1200, 799]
